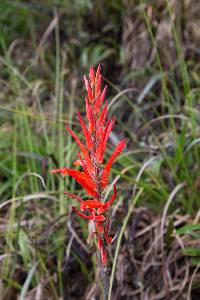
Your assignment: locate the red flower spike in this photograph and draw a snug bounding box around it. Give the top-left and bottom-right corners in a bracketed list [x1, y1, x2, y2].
[101, 140, 126, 188]
[49, 65, 125, 267]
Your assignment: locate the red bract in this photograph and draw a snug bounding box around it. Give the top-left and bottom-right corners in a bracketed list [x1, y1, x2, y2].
[49, 65, 126, 266]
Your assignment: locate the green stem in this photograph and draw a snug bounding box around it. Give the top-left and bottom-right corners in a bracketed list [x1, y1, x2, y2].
[108, 188, 143, 300]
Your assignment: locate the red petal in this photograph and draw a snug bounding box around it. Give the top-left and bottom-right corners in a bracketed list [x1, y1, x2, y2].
[81, 200, 104, 210]
[96, 221, 104, 234]
[97, 184, 117, 214]
[72, 207, 105, 221]
[95, 74, 101, 98]
[51, 168, 97, 197]
[95, 64, 101, 98]
[97, 102, 108, 128]
[88, 86, 93, 103]
[97, 235, 103, 250]
[49, 168, 67, 174]
[64, 191, 83, 204]
[96, 234, 107, 265]
[101, 141, 126, 188]
[84, 75, 93, 103]
[95, 64, 101, 84]
[95, 117, 116, 164]
[66, 126, 93, 171]
[84, 75, 89, 91]
[94, 85, 107, 113]
[95, 120, 111, 161]
[104, 218, 113, 244]
[85, 98, 95, 133]
[100, 243, 107, 265]
[77, 152, 93, 178]
[96, 102, 108, 138]
[67, 169, 97, 196]
[77, 112, 93, 151]
[74, 159, 82, 166]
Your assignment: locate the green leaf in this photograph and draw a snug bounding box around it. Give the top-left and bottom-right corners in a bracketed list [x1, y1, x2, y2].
[18, 230, 32, 266]
[191, 257, 200, 266]
[176, 224, 200, 235]
[19, 262, 38, 300]
[183, 247, 200, 257]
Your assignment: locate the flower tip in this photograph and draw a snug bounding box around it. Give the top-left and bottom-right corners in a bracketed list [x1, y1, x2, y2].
[49, 168, 68, 175]
[49, 169, 59, 173]
[95, 63, 101, 80]
[89, 65, 95, 84]
[121, 140, 126, 149]
[74, 159, 82, 166]
[84, 75, 89, 90]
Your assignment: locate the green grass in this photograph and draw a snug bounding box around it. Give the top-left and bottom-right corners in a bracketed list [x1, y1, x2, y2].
[0, 0, 200, 299]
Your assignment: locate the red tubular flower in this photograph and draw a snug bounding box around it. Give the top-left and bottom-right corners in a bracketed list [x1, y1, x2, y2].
[49, 65, 125, 266]
[97, 185, 117, 215]
[72, 207, 105, 221]
[101, 140, 126, 188]
[49, 168, 97, 197]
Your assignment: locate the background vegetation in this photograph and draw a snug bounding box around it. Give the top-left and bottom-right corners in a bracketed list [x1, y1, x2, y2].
[0, 0, 200, 299]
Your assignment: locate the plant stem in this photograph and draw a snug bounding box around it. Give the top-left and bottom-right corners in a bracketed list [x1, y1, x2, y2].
[103, 267, 109, 300]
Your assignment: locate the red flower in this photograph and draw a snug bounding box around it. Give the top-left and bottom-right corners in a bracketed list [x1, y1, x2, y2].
[101, 140, 126, 188]
[49, 168, 97, 197]
[49, 65, 125, 266]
